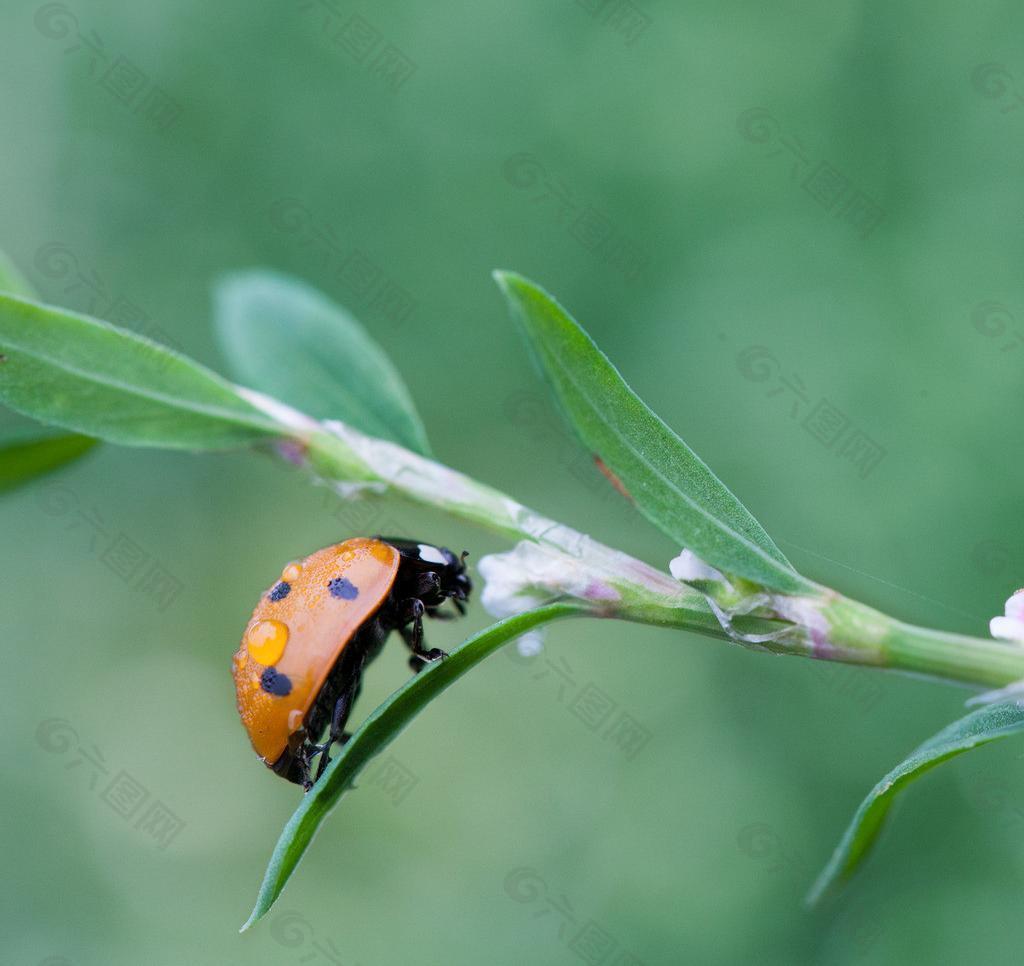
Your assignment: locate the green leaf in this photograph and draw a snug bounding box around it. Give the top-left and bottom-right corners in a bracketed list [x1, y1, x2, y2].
[0, 250, 35, 298]
[0, 249, 101, 466]
[243, 603, 586, 931]
[215, 270, 431, 454]
[0, 430, 97, 494]
[494, 271, 808, 593]
[808, 700, 1024, 904]
[0, 293, 283, 449]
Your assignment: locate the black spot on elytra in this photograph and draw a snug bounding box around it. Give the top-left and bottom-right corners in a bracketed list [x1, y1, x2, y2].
[260, 666, 292, 697]
[268, 581, 291, 602]
[328, 577, 359, 600]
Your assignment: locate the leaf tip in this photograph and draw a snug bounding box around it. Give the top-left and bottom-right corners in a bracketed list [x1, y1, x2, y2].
[803, 876, 829, 909]
[240, 894, 271, 933]
[491, 269, 529, 297]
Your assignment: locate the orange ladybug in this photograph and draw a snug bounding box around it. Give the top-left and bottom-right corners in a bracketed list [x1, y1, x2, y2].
[232, 536, 471, 789]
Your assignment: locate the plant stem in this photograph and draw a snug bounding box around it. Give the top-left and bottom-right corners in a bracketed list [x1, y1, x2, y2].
[297, 420, 1024, 694]
[798, 593, 1024, 690]
[306, 422, 687, 599]
[885, 620, 1024, 688]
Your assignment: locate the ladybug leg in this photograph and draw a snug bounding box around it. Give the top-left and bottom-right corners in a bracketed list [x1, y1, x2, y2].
[313, 671, 365, 784]
[313, 695, 350, 783]
[404, 597, 425, 648]
[296, 742, 316, 792]
[397, 597, 447, 672]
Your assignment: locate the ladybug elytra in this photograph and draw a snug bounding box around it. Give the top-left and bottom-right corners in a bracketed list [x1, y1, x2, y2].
[232, 536, 471, 789]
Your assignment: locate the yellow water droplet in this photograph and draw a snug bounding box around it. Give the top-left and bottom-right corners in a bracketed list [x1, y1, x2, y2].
[340, 549, 356, 562]
[282, 562, 302, 582]
[245, 619, 289, 665]
[288, 709, 304, 733]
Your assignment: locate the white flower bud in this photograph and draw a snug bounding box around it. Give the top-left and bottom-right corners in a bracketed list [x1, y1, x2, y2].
[990, 589, 1024, 645]
[477, 541, 625, 656]
[669, 549, 725, 583]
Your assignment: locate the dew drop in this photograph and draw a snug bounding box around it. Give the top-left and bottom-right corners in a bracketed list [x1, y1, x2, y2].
[282, 562, 302, 582]
[245, 619, 289, 665]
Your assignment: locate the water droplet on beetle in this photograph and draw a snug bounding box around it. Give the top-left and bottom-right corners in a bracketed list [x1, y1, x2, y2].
[245, 619, 289, 665]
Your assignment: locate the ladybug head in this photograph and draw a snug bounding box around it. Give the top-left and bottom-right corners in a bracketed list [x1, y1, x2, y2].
[377, 537, 473, 614]
[446, 549, 472, 614]
[428, 545, 472, 614]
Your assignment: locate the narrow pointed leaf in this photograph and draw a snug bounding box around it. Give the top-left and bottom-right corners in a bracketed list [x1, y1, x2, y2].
[494, 271, 808, 593]
[243, 604, 587, 931]
[215, 271, 431, 454]
[0, 293, 282, 448]
[0, 430, 97, 494]
[808, 700, 1024, 904]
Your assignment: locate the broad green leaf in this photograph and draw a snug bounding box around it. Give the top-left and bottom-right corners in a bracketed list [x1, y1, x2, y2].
[494, 271, 809, 593]
[215, 271, 431, 455]
[0, 293, 282, 449]
[0, 249, 100, 473]
[0, 250, 35, 297]
[243, 603, 587, 930]
[0, 430, 97, 494]
[808, 700, 1024, 904]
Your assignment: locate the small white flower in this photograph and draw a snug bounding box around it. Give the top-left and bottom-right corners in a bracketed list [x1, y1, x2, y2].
[668, 549, 725, 583]
[990, 589, 1024, 645]
[668, 548, 789, 646]
[668, 548, 769, 615]
[479, 541, 622, 613]
[477, 541, 624, 657]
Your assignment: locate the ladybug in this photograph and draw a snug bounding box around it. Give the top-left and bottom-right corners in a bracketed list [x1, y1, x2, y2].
[232, 536, 471, 789]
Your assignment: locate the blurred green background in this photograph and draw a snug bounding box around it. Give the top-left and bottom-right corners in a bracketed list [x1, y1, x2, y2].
[3, 0, 1024, 963]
